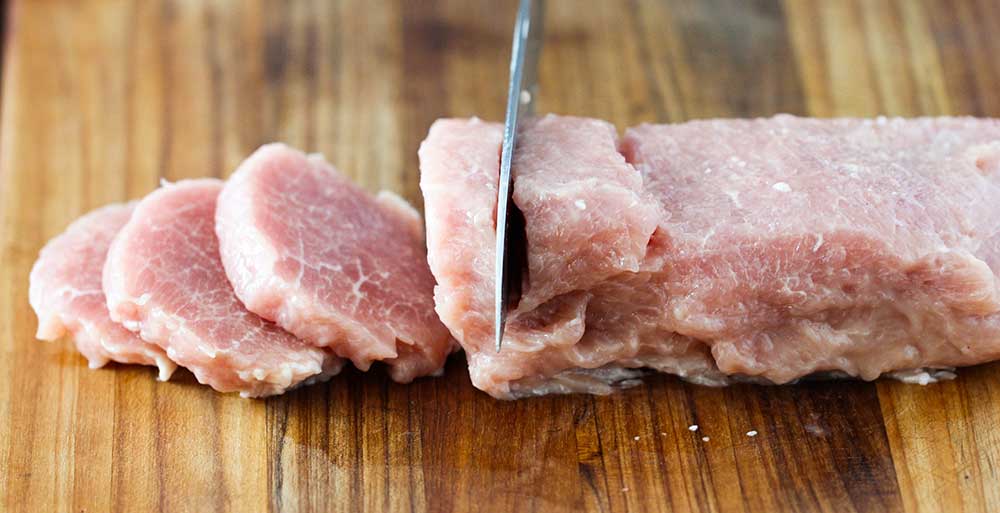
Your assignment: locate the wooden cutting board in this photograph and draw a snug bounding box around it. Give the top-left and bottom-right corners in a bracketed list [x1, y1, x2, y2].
[2, 1, 999, 512]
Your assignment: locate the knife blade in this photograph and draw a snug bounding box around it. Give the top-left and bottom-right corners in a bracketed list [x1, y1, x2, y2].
[495, 0, 544, 352]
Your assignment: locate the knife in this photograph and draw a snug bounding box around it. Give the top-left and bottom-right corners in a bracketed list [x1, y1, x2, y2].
[495, 0, 545, 352]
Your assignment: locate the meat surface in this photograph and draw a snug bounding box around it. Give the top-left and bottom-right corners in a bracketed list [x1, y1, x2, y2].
[419, 114, 1000, 399]
[29, 203, 176, 379]
[215, 144, 452, 382]
[104, 179, 343, 397]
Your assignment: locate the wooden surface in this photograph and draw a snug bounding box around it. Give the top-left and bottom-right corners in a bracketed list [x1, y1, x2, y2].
[2, 1, 999, 512]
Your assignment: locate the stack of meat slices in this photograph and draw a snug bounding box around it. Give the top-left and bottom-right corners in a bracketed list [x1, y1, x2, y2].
[30, 144, 452, 397]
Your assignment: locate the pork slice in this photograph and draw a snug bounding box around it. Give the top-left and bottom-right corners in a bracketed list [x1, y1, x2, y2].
[29, 203, 175, 379]
[420, 114, 1000, 398]
[215, 144, 452, 382]
[419, 119, 499, 355]
[104, 179, 343, 397]
[513, 116, 661, 311]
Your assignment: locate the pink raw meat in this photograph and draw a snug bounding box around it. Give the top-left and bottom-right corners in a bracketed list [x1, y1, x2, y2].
[215, 144, 452, 382]
[420, 114, 1000, 398]
[104, 179, 343, 397]
[29, 203, 175, 379]
[624, 116, 1000, 383]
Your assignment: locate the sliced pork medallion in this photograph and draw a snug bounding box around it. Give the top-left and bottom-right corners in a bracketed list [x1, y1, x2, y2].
[420, 114, 1000, 399]
[215, 144, 451, 382]
[104, 179, 342, 397]
[29, 203, 175, 380]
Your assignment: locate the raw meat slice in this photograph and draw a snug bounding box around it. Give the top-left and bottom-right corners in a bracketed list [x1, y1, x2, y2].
[513, 116, 661, 311]
[104, 179, 342, 397]
[215, 144, 452, 382]
[419, 114, 1000, 399]
[29, 203, 175, 380]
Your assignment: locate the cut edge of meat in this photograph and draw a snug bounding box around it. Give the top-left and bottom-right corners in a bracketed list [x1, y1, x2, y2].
[33, 311, 178, 381]
[513, 115, 662, 312]
[418, 118, 499, 356]
[115, 305, 344, 397]
[30, 305, 178, 381]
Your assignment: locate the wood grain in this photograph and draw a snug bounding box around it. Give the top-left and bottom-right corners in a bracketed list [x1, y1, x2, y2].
[1, 1, 999, 512]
